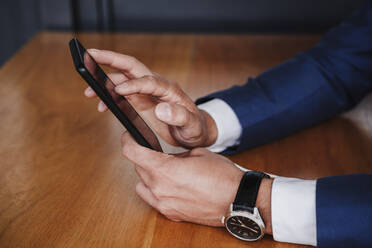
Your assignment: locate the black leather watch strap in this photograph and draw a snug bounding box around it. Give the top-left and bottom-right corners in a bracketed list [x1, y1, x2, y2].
[233, 171, 269, 213]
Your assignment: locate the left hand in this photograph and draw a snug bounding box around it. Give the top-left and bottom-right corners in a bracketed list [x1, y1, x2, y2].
[120, 131, 244, 226]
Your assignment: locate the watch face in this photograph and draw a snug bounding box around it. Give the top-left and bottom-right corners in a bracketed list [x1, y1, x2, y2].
[225, 215, 262, 241]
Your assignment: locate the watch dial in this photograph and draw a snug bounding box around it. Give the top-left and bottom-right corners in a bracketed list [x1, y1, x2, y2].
[226, 215, 262, 241]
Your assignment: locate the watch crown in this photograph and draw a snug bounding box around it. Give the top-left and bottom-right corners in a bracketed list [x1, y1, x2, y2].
[221, 216, 225, 224]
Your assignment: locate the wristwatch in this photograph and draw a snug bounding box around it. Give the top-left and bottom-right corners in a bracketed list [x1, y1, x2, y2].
[222, 171, 270, 241]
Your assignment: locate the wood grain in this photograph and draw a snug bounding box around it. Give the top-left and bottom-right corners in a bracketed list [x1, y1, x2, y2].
[0, 32, 371, 247]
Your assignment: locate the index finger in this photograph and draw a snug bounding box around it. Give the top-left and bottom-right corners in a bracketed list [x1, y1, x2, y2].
[87, 49, 152, 79]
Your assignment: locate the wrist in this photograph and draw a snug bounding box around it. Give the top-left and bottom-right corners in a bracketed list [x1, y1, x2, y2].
[200, 110, 218, 147]
[256, 178, 273, 235]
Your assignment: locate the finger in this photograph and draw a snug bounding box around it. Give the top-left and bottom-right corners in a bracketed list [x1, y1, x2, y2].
[107, 71, 128, 86]
[135, 181, 159, 208]
[84, 72, 126, 92]
[134, 165, 152, 187]
[156, 102, 203, 140]
[84, 87, 96, 97]
[115, 75, 168, 96]
[121, 131, 171, 170]
[97, 101, 107, 112]
[155, 102, 199, 128]
[84, 87, 108, 112]
[87, 49, 152, 78]
[89, 72, 127, 112]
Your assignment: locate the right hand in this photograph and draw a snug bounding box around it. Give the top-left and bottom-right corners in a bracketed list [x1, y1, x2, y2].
[84, 49, 218, 148]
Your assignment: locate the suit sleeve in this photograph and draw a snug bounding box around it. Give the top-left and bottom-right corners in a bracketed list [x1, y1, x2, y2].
[196, 1, 372, 155]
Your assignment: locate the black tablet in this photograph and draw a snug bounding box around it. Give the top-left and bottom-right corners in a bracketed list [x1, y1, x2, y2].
[69, 38, 163, 152]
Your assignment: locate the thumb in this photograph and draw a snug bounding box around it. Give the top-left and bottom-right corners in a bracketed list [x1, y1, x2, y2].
[155, 102, 199, 128]
[155, 102, 203, 142]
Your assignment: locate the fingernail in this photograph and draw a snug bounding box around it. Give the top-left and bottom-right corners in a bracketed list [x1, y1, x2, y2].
[85, 87, 93, 95]
[156, 103, 171, 121]
[88, 48, 100, 54]
[98, 102, 105, 112]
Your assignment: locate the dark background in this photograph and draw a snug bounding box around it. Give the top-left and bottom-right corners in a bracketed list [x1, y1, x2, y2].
[0, 0, 367, 66]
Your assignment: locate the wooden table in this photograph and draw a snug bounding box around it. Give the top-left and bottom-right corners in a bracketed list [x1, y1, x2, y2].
[1, 32, 371, 247]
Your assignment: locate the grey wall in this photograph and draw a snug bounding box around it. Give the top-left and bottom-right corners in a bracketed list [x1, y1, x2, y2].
[0, 0, 71, 65]
[0, 0, 41, 65]
[110, 0, 367, 32]
[0, 0, 367, 66]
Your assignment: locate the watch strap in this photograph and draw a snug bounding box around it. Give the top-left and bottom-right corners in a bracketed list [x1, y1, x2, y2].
[233, 171, 269, 213]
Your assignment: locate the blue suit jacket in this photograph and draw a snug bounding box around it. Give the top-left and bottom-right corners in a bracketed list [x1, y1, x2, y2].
[197, 1, 372, 247]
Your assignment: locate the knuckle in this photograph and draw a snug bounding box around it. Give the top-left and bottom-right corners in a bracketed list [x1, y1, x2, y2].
[111, 55, 120, 67]
[169, 80, 180, 88]
[168, 217, 181, 222]
[157, 202, 171, 216]
[121, 141, 131, 158]
[166, 214, 182, 222]
[157, 202, 180, 221]
[144, 75, 157, 84]
[169, 83, 183, 100]
[151, 182, 164, 198]
[126, 55, 138, 64]
[169, 82, 180, 92]
[124, 55, 139, 71]
[156, 202, 166, 213]
[135, 182, 142, 194]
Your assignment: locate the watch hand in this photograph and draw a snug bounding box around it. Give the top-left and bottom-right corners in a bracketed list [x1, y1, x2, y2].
[230, 223, 258, 233]
[236, 219, 254, 230]
[237, 218, 243, 225]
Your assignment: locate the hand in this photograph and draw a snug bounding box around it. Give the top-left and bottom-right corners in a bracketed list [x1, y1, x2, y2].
[84, 49, 217, 148]
[121, 131, 273, 232]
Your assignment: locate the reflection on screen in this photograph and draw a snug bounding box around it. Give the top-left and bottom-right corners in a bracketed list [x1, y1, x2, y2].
[83, 51, 162, 152]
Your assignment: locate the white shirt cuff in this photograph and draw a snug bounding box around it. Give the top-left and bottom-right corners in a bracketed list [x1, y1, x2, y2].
[272, 177, 317, 246]
[197, 98, 242, 153]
